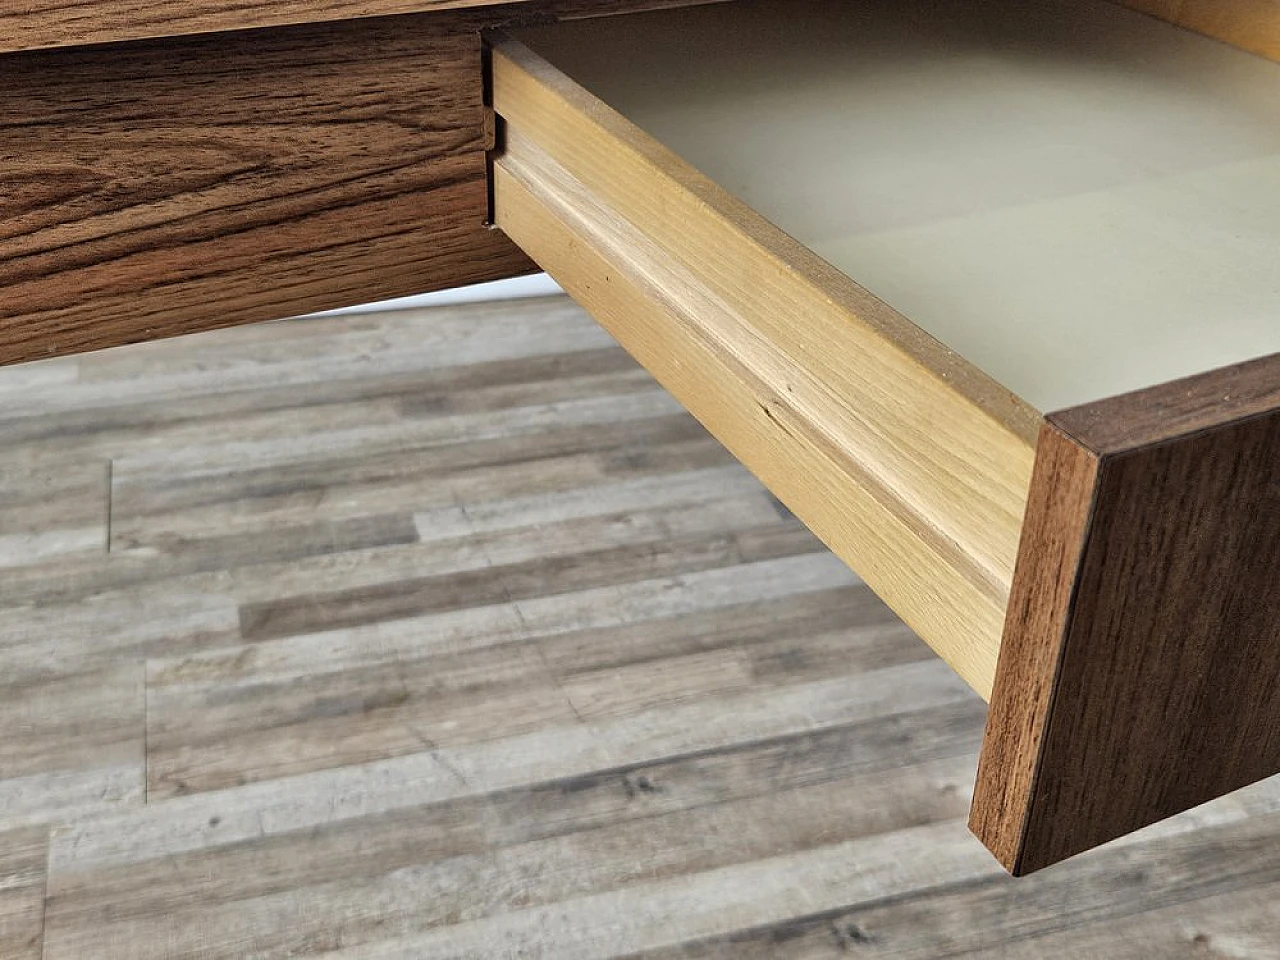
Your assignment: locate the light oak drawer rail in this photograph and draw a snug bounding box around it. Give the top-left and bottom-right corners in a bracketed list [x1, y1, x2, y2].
[488, 0, 1280, 874]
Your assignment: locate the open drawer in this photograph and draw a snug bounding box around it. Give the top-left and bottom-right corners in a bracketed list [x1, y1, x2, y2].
[485, 0, 1280, 874]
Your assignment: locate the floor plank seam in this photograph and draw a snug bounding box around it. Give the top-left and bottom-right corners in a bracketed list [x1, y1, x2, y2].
[460, 488, 596, 730]
[104, 459, 113, 555]
[509, 567, 593, 727]
[405, 724, 472, 789]
[38, 826, 50, 960]
[143, 668, 150, 806]
[534, 636, 592, 728]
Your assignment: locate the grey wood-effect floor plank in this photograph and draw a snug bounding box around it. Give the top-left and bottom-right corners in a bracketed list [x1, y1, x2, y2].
[236, 517, 822, 643]
[0, 827, 46, 960]
[138, 554, 854, 709]
[113, 511, 422, 574]
[49, 657, 968, 883]
[44, 755, 980, 960]
[0, 451, 746, 612]
[109, 417, 724, 546]
[143, 494, 788, 688]
[69, 299, 598, 384]
[97, 362, 666, 486]
[54, 699, 985, 912]
[323, 821, 1006, 960]
[0, 591, 241, 683]
[0, 356, 77, 404]
[45, 683, 985, 960]
[144, 522, 873, 798]
[108, 387, 684, 486]
[0, 299, 610, 418]
[146, 641, 578, 798]
[0, 344, 643, 454]
[970, 882, 1280, 960]
[0, 665, 144, 785]
[619, 800, 1280, 959]
[109, 429, 726, 554]
[1, 295, 1276, 959]
[0, 664, 145, 832]
[0, 459, 108, 569]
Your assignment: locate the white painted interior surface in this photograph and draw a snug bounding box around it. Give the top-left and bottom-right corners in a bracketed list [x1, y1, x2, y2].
[518, 0, 1280, 411]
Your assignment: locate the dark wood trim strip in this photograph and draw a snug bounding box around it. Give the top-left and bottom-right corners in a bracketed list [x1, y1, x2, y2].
[973, 354, 1280, 874]
[0, 0, 729, 56]
[968, 420, 1101, 873]
[1051, 353, 1280, 453]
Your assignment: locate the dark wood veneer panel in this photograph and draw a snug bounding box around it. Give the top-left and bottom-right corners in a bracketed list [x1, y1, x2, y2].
[973, 354, 1280, 874]
[0, 12, 538, 366]
[0, 0, 727, 55]
[0, 0, 723, 366]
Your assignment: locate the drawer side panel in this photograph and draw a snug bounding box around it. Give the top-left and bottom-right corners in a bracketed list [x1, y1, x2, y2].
[491, 38, 1043, 698]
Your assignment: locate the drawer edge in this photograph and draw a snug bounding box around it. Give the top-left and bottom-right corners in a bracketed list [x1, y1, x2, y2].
[975, 356, 1280, 873]
[490, 38, 1045, 697]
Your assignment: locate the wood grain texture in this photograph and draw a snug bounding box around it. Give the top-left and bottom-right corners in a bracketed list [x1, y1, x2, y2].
[967, 420, 1099, 872]
[0, 828, 46, 960]
[4, 297, 1280, 955]
[0, 459, 109, 569]
[0, 13, 535, 367]
[1110, 0, 1280, 62]
[625, 808, 1280, 958]
[974, 354, 1280, 874]
[0, 0, 727, 55]
[490, 37, 1041, 699]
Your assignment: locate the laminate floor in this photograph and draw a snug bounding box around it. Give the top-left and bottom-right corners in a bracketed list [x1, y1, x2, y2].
[0, 295, 1276, 959]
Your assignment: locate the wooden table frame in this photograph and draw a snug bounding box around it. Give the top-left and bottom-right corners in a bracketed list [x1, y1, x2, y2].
[2, 0, 1277, 876]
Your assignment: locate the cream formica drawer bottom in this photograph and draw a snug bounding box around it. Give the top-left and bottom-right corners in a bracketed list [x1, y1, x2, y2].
[486, 0, 1280, 874]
